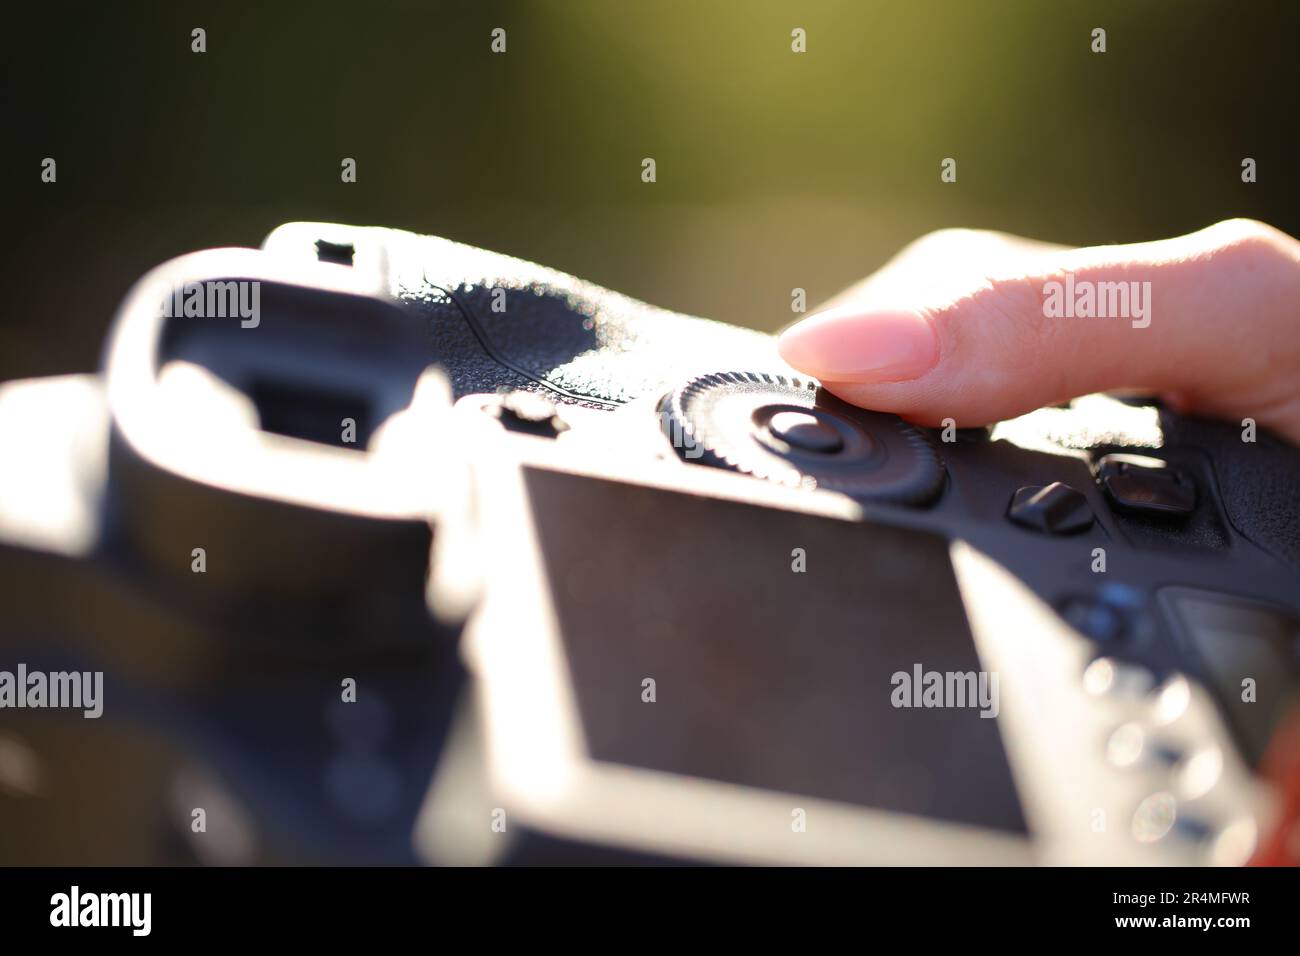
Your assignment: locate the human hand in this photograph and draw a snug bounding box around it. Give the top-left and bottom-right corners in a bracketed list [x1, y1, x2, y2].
[777, 219, 1300, 444]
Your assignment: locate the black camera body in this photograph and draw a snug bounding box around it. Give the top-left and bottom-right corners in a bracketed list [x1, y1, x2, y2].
[2, 222, 1298, 865]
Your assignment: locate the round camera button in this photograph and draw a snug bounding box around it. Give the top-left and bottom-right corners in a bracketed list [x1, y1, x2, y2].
[765, 410, 843, 453]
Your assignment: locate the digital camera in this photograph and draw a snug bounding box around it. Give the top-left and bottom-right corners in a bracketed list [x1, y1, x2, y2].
[2, 222, 1298, 866]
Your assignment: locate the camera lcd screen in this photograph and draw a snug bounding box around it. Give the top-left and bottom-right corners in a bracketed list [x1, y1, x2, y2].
[525, 468, 1027, 835]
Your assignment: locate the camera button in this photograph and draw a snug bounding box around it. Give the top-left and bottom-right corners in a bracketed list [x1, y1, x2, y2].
[763, 410, 844, 454]
[1061, 597, 1127, 643]
[1131, 790, 1180, 843]
[1083, 657, 1155, 699]
[1097, 453, 1196, 516]
[1060, 583, 1149, 645]
[1105, 721, 1183, 772]
[1007, 482, 1094, 534]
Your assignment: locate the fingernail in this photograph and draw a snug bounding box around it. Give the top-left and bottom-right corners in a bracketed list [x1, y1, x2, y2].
[777, 306, 940, 382]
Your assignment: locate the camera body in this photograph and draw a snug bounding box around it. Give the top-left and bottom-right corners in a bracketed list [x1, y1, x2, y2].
[2, 222, 1298, 865]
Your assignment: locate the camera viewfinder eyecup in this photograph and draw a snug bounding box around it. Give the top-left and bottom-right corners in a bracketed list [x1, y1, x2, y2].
[100, 249, 472, 663]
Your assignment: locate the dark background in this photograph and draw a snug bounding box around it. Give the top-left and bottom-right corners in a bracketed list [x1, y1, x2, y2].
[4, 1, 1298, 385]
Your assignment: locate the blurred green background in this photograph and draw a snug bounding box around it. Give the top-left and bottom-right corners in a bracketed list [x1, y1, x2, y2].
[5, 0, 1298, 383]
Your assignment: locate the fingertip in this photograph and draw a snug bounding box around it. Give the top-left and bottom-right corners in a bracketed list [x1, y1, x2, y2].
[776, 306, 940, 383]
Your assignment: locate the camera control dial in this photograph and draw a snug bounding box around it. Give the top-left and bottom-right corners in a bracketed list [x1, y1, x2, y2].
[662, 371, 945, 505]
